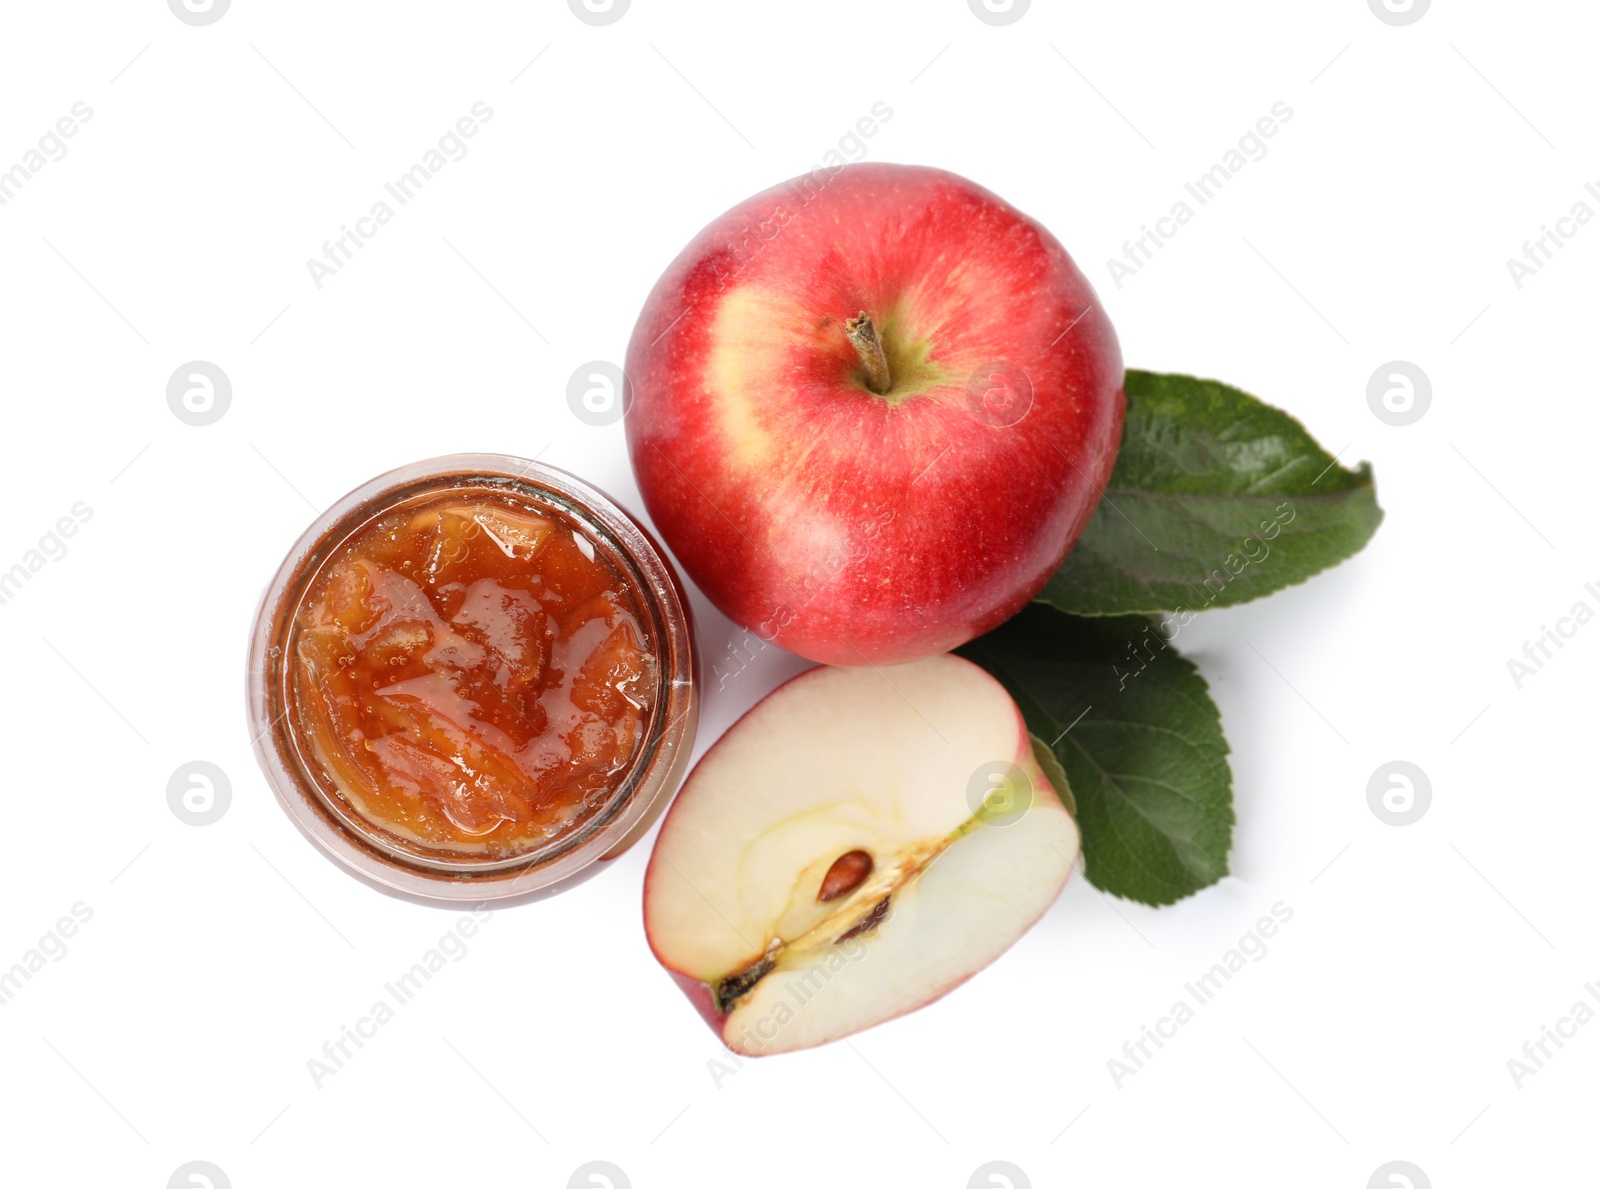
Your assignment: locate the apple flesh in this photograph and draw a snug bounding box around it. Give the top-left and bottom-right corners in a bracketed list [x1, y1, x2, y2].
[643, 654, 1078, 1056]
[625, 162, 1124, 665]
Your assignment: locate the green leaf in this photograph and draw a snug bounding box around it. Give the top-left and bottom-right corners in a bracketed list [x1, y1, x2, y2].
[1040, 370, 1384, 617]
[959, 604, 1233, 906]
[1029, 732, 1076, 819]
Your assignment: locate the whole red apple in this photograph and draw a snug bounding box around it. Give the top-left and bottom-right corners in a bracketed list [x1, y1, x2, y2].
[625, 163, 1124, 665]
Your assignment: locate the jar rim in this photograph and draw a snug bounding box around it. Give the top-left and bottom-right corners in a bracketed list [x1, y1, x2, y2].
[246, 454, 698, 902]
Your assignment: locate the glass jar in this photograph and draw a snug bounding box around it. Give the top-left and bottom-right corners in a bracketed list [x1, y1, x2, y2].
[247, 454, 697, 902]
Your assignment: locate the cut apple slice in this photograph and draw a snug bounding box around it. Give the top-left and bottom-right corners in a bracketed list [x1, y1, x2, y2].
[643, 653, 1078, 1056]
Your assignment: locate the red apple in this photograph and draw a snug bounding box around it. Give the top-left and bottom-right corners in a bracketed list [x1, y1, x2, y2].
[625, 162, 1124, 665]
[643, 654, 1078, 1056]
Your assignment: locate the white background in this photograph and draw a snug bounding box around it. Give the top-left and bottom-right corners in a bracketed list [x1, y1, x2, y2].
[0, 1, 1594, 1186]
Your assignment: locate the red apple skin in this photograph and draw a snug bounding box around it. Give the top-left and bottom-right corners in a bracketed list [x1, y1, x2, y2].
[625, 162, 1124, 665]
[664, 967, 725, 1035]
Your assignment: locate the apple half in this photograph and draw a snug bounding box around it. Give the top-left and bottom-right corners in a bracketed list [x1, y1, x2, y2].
[643, 654, 1078, 1056]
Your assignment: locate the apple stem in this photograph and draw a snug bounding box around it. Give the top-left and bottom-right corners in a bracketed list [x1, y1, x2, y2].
[844, 311, 892, 395]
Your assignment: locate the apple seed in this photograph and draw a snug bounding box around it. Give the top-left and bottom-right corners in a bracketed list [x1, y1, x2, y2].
[818, 849, 874, 902]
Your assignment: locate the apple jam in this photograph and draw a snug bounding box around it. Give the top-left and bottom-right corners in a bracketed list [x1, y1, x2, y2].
[289, 492, 660, 859]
